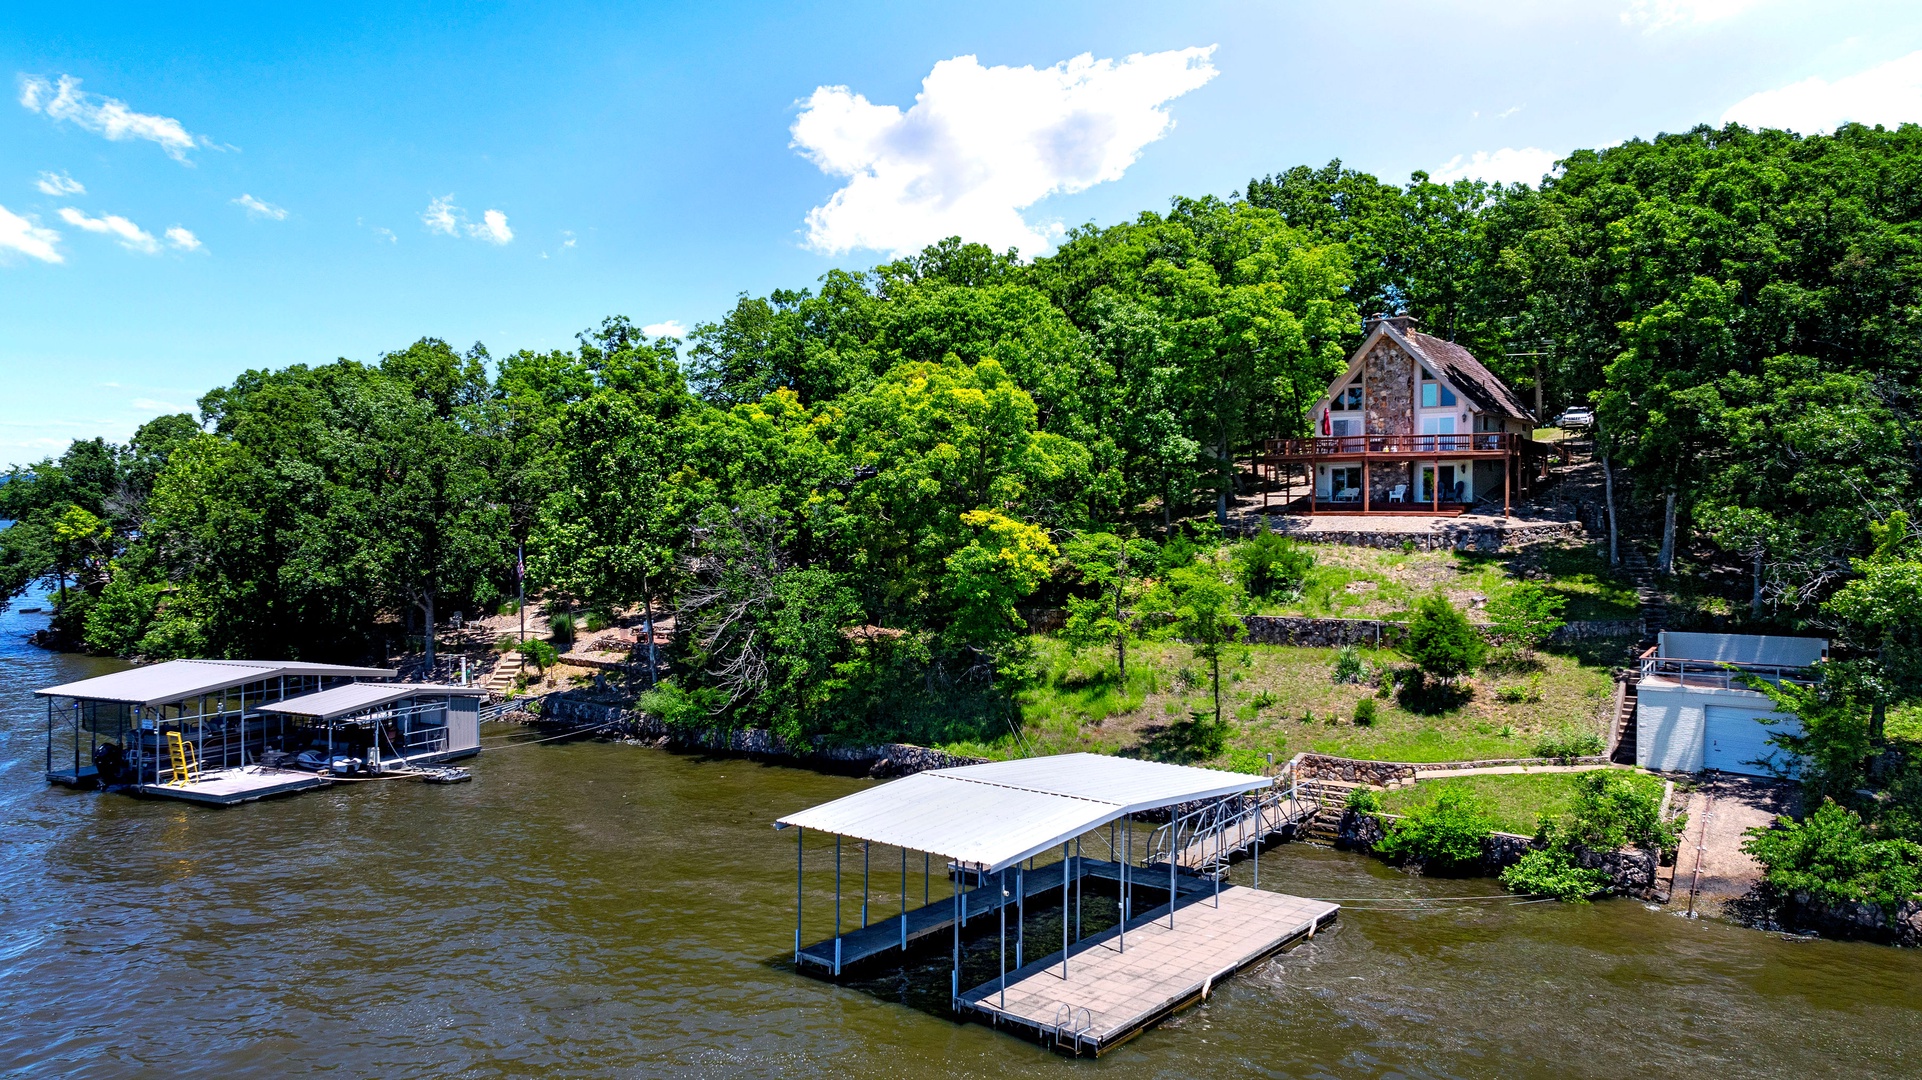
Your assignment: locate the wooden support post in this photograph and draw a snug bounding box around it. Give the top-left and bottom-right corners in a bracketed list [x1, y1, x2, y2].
[1504, 451, 1512, 519]
[1363, 458, 1371, 514]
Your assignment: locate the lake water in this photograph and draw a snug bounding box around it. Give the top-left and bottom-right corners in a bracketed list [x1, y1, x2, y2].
[2, 592, 1920, 1078]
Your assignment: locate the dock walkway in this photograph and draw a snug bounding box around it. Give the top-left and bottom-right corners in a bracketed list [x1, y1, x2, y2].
[798, 857, 1210, 973]
[963, 885, 1338, 1055]
[135, 766, 330, 806]
[1171, 795, 1317, 874]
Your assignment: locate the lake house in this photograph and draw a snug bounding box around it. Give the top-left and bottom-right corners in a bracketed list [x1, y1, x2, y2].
[1258, 314, 1556, 516]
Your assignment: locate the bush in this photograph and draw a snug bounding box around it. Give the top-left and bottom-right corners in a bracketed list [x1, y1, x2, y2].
[1485, 582, 1567, 652]
[517, 638, 558, 671]
[1744, 799, 1922, 914]
[1332, 645, 1368, 684]
[582, 610, 612, 633]
[637, 679, 721, 731]
[1345, 786, 1383, 813]
[1231, 531, 1314, 599]
[1400, 594, 1485, 683]
[1374, 788, 1495, 871]
[1353, 697, 1378, 726]
[1536, 726, 1605, 762]
[547, 612, 576, 642]
[1496, 675, 1543, 704]
[1561, 769, 1680, 851]
[1500, 844, 1611, 902]
[497, 598, 520, 616]
[495, 634, 520, 653]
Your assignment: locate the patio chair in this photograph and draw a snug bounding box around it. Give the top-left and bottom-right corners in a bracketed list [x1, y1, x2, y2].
[1388, 484, 1406, 503]
[1335, 486, 1359, 502]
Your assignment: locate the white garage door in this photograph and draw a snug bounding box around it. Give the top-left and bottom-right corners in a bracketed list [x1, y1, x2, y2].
[1704, 705, 1788, 776]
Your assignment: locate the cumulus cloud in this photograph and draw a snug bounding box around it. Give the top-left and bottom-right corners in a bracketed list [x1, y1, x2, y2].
[18, 75, 204, 162]
[1723, 50, 1922, 134]
[0, 203, 63, 263]
[165, 226, 202, 252]
[1621, 0, 1759, 31]
[1431, 147, 1561, 186]
[467, 208, 513, 244]
[58, 206, 158, 253]
[420, 194, 511, 243]
[643, 320, 688, 339]
[35, 170, 84, 196]
[792, 47, 1219, 257]
[233, 193, 287, 220]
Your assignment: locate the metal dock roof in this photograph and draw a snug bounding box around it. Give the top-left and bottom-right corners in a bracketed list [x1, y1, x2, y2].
[35, 659, 397, 707]
[775, 753, 1270, 874]
[258, 681, 486, 720]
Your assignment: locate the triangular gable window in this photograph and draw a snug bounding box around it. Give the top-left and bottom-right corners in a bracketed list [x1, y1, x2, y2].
[1419, 368, 1457, 408]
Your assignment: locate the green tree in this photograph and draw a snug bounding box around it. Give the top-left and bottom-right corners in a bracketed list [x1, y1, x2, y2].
[1145, 562, 1245, 725]
[1059, 531, 1157, 681]
[1401, 594, 1486, 683]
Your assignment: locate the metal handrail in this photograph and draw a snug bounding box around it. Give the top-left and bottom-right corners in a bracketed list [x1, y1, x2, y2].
[1637, 656, 1816, 690]
[1260, 433, 1542, 457]
[1052, 1003, 1094, 1054]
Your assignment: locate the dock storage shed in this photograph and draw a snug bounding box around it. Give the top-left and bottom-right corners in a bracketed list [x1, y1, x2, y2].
[1634, 632, 1827, 777]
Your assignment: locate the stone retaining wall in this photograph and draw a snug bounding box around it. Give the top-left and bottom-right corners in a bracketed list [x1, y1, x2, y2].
[1016, 611, 1638, 649]
[526, 692, 985, 777]
[1549, 619, 1641, 643]
[1234, 517, 1589, 552]
[1740, 890, 1922, 947]
[1294, 752, 1612, 786]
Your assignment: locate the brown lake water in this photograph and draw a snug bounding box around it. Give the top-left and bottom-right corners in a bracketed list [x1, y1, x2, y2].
[3, 593, 1921, 1078]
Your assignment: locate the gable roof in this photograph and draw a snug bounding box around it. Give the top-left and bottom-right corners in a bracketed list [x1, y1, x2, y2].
[1393, 327, 1535, 421]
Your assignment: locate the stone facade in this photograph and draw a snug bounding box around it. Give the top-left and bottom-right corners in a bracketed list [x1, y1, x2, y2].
[1362, 339, 1416, 505]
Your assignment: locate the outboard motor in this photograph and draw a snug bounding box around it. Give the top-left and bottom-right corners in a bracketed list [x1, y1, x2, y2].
[92, 742, 133, 787]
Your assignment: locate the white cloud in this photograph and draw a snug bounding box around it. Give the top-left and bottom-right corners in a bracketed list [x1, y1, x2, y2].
[1431, 147, 1561, 186]
[58, 206, 157, 253]
[562, 230, 576, 248]
[467, 208, 513, 244]
[35, 170, 84, 196]
[1723, 50, 1922, 134]
[233, 193, 287, 220]
[421, 194, 461, 235]
[1621, 0, 1759, 32]
[643, 320, 687, 339]
[164, 226, 201, 252]
[792, 47, 1219, 258]
[374, 227, 397, 244]
[0, 203, 63, 263]
[18, 75, 203, 162]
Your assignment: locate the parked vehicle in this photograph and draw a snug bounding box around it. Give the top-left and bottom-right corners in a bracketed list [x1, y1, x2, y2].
[1554, 406, 1595, 429]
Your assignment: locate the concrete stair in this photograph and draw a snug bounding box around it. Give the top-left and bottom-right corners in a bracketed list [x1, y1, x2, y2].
[1609, 678, 1640, 765]
[481, 651, 525, 694]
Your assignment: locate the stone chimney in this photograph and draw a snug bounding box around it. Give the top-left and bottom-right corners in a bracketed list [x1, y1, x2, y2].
[1365, 312, 1419, 335]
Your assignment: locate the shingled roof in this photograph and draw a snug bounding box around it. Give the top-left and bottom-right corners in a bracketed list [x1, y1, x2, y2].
[1390, 326, 1536, 422]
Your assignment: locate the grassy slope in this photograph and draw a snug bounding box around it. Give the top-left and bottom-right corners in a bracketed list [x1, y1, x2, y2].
[1379, 770, 1666, 835]
[1247, 542, 1639, 624]
[945, 635, 1622, 766]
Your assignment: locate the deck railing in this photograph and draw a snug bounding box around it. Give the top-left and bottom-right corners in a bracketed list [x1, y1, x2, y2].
[1260, 432, 1542, 458]
[1637, 656, 1817, 690]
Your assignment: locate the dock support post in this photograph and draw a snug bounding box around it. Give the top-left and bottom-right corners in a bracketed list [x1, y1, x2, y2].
[1120, 814, 1130, 953]
[1170, 833, 1177, 928]
[924, 851, 930, 907]
[999, 870, 1008, 1008]
[1074, 837, 1082, 944]
[900, 847, 907, 951]
[1062, 841, 1070, 979]
[834, 835, 842, 976]
[1016, 865, 1024, 969]
[951, 884, 960, 1008]
[862, 841, 869, 928]
[795, 828, 803, 965]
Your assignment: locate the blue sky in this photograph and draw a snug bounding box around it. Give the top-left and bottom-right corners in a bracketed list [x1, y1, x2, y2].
[5, 0, 1922, 466]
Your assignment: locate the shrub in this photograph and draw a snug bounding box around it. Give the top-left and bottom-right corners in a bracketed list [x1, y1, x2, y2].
[1374, 788, 1495, 871]
[1249, 689, 1280, 711]
[517, 638, 558, 672]
[1500, 845, 1611, 902]
[494, 634, 520, 653]
[1497, 684, 1529, 704]
[547, 612, 576, 642]
[1536, 726, 1605, 762]
[1345, 786, 1383, 813]
[1353, 697, 1378, 726]
[1332, 645, 1368, 684]
[1561, 769, 1680, 851]
[637, 679, 721, 732]
[1400, 594, 1485, 683]
[1485, 582, 1567, 652]
[1744, 799, 1922, 914]
[582, 610, 612, 633]
[497, 598, 521, 616]
[1231, 531, 1314, 599]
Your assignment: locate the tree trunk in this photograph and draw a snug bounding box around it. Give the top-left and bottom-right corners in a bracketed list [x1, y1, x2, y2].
[1602, 453, 1619, 567]
[1113, 577, 1127, 684]
[1211, 652, 1222, 726]
[1657, 491, 1677, 575]
[1750, 548, 1764, 619]
[420, 591, 437, 668]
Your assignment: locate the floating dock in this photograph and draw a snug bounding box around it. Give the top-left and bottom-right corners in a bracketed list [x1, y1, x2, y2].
[135, 766, 331, 806]
[962, 884, 1337, 1055]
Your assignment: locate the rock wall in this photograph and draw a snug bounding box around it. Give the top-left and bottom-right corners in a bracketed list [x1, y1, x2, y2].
[1334, 808, 1656, 893]
[1363, 338, 1413, 437]
[528, 692, 986, 777]
[1013, 611, 1638, 649]
[1742, 891, 1922, 947]
[1548, 619, 1641, 643]
[1295, 752, 1611, 785]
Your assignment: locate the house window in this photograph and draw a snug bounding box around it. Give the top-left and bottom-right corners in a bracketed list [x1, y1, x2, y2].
[1331, 466, 1362, 500]
[1331, 381, 1363, 411]
[1421, 416, 1456, 435]
[1419, 369, 1457, 408]
[1330, 418, 1360, 437]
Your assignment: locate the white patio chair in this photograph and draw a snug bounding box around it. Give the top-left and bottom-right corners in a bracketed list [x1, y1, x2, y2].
[1388, 484, 1406, 503]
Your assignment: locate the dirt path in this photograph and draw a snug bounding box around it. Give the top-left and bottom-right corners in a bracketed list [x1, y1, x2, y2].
[1670, 774, 1799, 915]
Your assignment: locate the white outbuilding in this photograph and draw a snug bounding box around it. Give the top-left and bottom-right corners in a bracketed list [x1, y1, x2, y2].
[1634, 631, 1828, 777]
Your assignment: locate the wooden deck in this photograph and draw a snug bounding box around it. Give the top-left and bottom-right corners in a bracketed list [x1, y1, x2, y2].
[136, 766, 330, 806]
[962, 885, 1339, 1055]
[798, 857, 1209, 973]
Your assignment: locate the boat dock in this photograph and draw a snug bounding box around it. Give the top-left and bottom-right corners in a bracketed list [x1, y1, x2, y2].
[962, 885, 1338, 1055]
[134, 765, 331, 806]
[775, 754, 1336, 1056]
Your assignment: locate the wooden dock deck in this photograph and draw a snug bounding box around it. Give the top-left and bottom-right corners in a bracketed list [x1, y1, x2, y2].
[136, 766, 330, 806]
[961, 885, 1338, 1055]
[798, 857, 1212, 973]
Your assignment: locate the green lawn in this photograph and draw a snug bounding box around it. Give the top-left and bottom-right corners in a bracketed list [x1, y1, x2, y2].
[1245, 541, 1639, 624]
[943, 635, 1621, 767]
[1379, 769, 1666, 836]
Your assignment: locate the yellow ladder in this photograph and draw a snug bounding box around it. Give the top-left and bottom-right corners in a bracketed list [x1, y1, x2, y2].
[165, 731, 199, 787]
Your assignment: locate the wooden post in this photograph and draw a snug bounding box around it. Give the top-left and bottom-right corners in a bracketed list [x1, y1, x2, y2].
[1363, 459, 1371, 514]
[1432, 459, 1440, 513]
[1504, 447, 1512, 518]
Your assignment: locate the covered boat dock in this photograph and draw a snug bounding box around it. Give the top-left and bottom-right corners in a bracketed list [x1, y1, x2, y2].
[774, 753, 1331, 1055]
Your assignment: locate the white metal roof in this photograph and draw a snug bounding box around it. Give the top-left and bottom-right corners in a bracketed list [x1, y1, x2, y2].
[774, 753, 1270, 873]
[1658, 632, 1828, 667]
[257, 681, 486, 720]
[35, 659, 396, 707]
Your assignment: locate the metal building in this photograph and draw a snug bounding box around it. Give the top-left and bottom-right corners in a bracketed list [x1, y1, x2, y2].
[1634, 631, 1828, 777]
